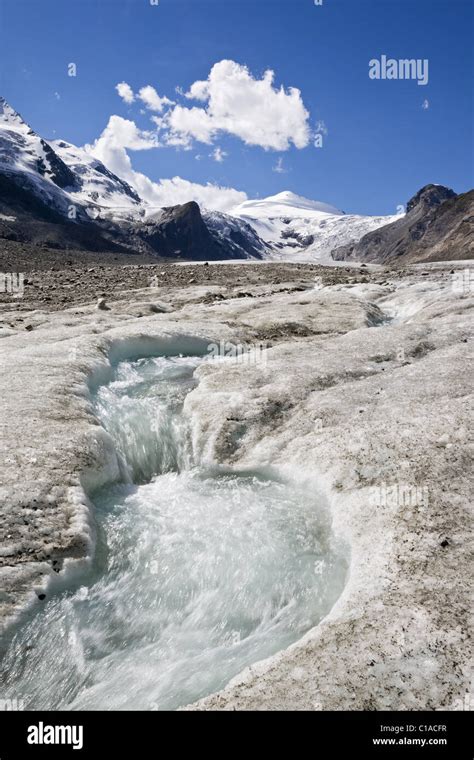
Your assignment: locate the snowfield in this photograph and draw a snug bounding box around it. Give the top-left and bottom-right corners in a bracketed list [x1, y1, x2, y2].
[51, 139, 143, 217]
[231, 190, 344, 219]
[229, 191, 401, 262]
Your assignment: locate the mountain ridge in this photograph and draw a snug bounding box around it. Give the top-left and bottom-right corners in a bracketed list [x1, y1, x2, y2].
[1, 97, 470, 265]
[332, 184, 474, 264]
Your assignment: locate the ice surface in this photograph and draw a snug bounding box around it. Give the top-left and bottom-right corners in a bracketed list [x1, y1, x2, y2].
[0, 267, 471, 710]
[1, 355, 347, 710]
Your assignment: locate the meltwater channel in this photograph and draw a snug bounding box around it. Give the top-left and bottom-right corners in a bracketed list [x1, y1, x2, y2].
[1, 354, 348, 710]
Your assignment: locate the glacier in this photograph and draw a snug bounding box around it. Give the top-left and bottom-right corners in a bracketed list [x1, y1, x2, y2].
[0, 264, 471, 710]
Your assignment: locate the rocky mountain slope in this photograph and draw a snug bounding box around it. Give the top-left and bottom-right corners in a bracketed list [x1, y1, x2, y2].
[332, 184, 474, 264]
[126, 201, 263, 261]
[0, 172, 134, 254]
[0, 97, 264, 261]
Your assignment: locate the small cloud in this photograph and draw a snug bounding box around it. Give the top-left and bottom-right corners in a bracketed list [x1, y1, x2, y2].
[422, 99, 430, 110]
[115, 82, 135, 105]
[272, 156, 287, 174]
[195, 154, 203, 161]
[53, 92, 61, 101]
[138, 85, 174, 113]
[116, 81, 135, 104]
[150, 114, 166, 129]
[211, 146, 227, 162]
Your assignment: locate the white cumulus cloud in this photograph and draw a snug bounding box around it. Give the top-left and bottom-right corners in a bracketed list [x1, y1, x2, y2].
[137, 85, 175, 112]
[86, 115, 246, 212]
[165, 59, 311, 151]
[100, 60, 314, 210]
[89, 115, 160, 156]
[116, 81, 135, 104]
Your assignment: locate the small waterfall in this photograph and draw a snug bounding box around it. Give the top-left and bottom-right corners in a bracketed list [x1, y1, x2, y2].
[93, 356, 198, 482]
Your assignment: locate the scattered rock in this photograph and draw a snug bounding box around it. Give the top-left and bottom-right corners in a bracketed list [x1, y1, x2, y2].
[96, 297, 110, 311]
[149, 303, 168, 314]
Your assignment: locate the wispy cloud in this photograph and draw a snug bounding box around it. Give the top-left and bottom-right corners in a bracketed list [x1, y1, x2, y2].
[314, 119, 328, 136]
[211, 147, 227, 162]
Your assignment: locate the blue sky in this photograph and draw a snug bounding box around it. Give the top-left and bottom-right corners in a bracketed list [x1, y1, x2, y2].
[1, 0, 473, 214]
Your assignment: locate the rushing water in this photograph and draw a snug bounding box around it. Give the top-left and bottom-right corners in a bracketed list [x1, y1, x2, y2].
[1, 355, 348, 710]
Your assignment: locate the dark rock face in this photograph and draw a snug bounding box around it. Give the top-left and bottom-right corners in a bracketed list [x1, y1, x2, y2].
[37, 139, 78, 190]
[135, 202, 261, 260]
[203, 210, 265, 259]
[90, 161, 142, 203]
[140, 202, 217, 259]
[0, 174, 130, 254]
[332, 185, 474, 264]
[0, 174, 264, 261]
[281, 228, 315, 247]
[406, 184, 457, 214]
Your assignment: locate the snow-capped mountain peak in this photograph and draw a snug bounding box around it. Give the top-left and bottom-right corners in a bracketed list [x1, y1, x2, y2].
[50, 139, 143, 214]
[260, 190, 343, 215]
[229, 189, 398, 262]
[0, 96, 29, 129]
[0, 96, 145, 220]
[0, 96, 79, 212]
[231, 190, 344, 221]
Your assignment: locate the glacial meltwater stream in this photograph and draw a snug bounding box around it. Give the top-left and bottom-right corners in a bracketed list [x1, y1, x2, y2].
[1, 354, 348, 710]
